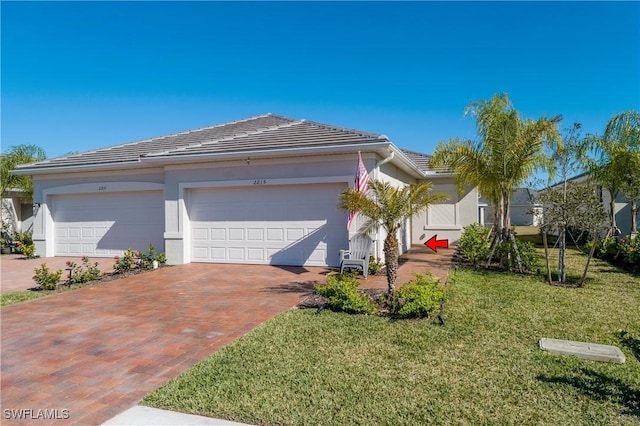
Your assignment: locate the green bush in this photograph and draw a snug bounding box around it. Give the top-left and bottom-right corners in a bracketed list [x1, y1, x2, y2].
[596, 236, 619, 259]
[113, 248, 139, 273]
[368, 256, 384, 275]
[66, 256, 102, 284]
[496, 239, 540, 273]
[14, 231, 33, 246]
[619, 236, 640, 267]
[393, 273, 446, 319]
[314, 274, 376, 314]
[33, 263, 63, 290]
[587, 236, 639, 272]
[18, 243, 36, 258]
[114, 245, 167, 273]
[458, 223, 491, 267]
[141, 244, 167, 270]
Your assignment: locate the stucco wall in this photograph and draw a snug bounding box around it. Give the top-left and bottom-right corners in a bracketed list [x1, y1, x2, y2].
[28, 152, 434, 264]
[412, 175, 478, 246]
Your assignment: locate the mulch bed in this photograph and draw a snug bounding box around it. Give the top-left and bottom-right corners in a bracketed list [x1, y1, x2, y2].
[28, 266, 171, 294]
[298, 287, 391, 314]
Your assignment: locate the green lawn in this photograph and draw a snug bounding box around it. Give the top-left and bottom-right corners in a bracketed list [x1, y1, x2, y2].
[143, 250, 640, 425]
[1, 290, 48, 307]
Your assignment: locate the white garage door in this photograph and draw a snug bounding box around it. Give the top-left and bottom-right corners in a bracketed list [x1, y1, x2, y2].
[53, 191, 164, 257]
[189, 184, 348, 267]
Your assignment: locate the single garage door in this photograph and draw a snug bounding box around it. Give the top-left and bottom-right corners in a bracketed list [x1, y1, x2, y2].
[53, 191, 164, 257]
[189, 183, 348, 267]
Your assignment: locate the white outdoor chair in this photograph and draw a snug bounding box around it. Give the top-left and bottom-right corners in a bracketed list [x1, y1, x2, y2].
[339, 236, 373, 278]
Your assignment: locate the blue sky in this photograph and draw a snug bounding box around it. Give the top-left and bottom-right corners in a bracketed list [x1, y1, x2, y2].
[2, 1, 639, 164]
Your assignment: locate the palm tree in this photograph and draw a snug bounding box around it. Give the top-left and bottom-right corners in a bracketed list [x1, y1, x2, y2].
[0, 144, 47, 198]
[338, 179, 447, 294]
[585, 111, 640, 236]
[430, 94, 560, 268]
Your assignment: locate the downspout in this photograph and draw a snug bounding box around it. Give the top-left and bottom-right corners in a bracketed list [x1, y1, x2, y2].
[375, 150, 395, 175]
[373, 149, 395, 261]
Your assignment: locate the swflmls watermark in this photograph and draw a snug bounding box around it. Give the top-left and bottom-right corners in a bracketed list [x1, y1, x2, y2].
[3, 408, 70, 420]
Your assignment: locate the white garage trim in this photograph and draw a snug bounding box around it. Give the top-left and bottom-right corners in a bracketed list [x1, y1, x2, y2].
[170, 176, 352, 263]
[36, 182, 164, 257]
[173, 177, 351, 266]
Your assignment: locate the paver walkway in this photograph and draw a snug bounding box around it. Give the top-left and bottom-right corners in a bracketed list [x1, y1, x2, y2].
[1, 246, 453, 425]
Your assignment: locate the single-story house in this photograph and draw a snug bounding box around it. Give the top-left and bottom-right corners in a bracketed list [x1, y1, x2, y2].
[480, 188, 543, 227]
[1, 188, 34, 235]
[544, 173, 638, 237]
[15, 114, 481, 267]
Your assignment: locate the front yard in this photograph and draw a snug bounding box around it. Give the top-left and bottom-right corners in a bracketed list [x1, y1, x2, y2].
[143, 249, 640, 425]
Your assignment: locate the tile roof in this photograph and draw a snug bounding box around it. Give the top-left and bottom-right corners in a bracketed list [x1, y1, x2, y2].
[401, 149, 433, 172]
[18, 114, 388, 171]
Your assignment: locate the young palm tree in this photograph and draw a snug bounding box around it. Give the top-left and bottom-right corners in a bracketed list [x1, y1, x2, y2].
[338, 179, 447, 294]
[585, 111, 640, 235]
[1, 144, 47, 198]
[430, 94, 560, 267]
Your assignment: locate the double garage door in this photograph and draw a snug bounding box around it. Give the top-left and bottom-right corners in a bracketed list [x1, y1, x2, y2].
[189, 183, 348, 267]
[53, 191, 165, 257]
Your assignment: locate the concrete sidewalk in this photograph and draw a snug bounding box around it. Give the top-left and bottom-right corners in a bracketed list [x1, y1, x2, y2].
[103, 406, 252, 425]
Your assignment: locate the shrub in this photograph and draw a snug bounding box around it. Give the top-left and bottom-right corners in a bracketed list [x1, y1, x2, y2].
[587, 236, 639, 272]
[393, 273, 446, 319]
[368, 256, 384, 275]
[17, 242, 36, 258]
[141, 244, 167, 270]
[458, 223, 491, 267]
[496, 239, 540, 273]
[596, 236, 619, 259]
[314, 274, 376, 314]
[13, 231, 33, 247]
[618, 237, 640, 270]
[33, 263, 63, 290]
[113, 248, 139, 273]
[67, 256, 102, 284]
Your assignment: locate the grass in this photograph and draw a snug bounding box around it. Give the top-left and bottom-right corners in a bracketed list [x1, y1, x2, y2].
[143, 248, 640, 425]
[1, 290, 48, 307]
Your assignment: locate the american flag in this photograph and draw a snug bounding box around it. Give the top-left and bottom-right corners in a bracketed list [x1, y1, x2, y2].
[347, 152, 369, 230]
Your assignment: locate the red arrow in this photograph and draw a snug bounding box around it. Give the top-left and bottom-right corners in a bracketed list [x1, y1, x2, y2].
[425, 235, 449, 252]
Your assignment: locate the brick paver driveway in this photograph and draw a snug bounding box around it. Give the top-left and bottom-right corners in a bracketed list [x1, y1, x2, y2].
[0, 263, 330, 425]
[0, 255, 115, 294]
[0, 247, 453, 425]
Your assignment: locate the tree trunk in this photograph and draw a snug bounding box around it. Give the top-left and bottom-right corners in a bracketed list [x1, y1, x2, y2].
[384, 232, 399, 295]
[609, 192, 618, 232]
[558, 229, 566, 283]
[630, 198, 638, 236]
[503, 190, 511, 231]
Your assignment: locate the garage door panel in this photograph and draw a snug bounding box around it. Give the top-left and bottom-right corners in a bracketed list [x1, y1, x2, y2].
[189, 184, 348, 266]
[53, 191, 164, 257]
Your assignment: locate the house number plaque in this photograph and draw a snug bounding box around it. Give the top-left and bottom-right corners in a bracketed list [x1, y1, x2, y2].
[98, 185, 107, 191]
[253, 179, 267, 185]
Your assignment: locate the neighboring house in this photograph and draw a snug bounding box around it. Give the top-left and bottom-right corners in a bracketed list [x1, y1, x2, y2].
[15, 114, 480, 266]
[544, 173, 637, 237]
[479, 188, 543, 228]
[1, 188, 34, 234]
